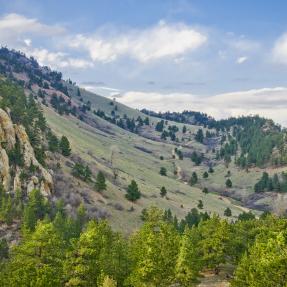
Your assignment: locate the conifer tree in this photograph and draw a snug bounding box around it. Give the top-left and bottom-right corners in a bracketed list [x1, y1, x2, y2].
[95, 171, 107, 192]
[224, 207, 232, 217]
[160, 186, 167, 197]
[176, 227, 202, 286]
[125, 180, 141, 202]
[59, 136, 71, 156]
[226, 178, 233, 188]
[189, 172, 198, 186]
[159, 167, 167, 176]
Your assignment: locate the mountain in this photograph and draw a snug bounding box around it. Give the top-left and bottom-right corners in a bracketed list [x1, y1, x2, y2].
[1, 47, 287, 237]
[1, 47, 287, 286]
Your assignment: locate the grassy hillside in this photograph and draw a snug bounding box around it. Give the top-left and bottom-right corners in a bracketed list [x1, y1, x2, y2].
[44, 105, 258, 232]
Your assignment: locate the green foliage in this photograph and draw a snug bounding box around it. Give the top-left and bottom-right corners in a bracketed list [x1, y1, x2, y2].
[226, 178, 233, 188]
[191, 151, 202, 165]
[238, 211, 256, 221]
[176, 227, 202, 286]
[7, 138, 24, 167]
[232, 232, 287, 287]
[2, 204, 287, 286]
[95, 171, 107, 192]
[254, 172, 287, 193]
[72, 162, 92, 182]
[47, 131, 59, 152]
[23, 189, 48, 232]
[203, 171, 209, 179]
[197, 200, 203, 209]
[224, 207, 232, 217]
[159, 167, 167, 176]
[155, 120, 164, 132]
[64, 220, 129, 287]
[128, 216, 179, 287]
[195, 128, 204, 143]
[202, 187, 209, 194]
[160, 186, 167, 197]
[126, 180, 141, 202]
[189, 172, 198, 186]
[59, 136, 71, 156]
[0, 221, 65, 287]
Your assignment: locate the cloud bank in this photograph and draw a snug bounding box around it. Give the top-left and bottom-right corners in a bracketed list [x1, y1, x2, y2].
[114, 87, 287, 126]
[68, 21, 207, 63]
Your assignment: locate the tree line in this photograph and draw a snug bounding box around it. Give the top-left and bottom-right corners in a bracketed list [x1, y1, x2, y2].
[0, 202, 286, 286]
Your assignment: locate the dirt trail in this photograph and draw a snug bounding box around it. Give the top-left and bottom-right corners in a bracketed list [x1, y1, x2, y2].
[219, 196, 249, 213]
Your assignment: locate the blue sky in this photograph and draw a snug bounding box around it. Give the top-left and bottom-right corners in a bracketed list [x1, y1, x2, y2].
[1, 0, 287, 124]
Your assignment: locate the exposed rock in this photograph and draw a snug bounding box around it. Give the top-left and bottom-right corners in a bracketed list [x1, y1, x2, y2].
[15, 125, 53, 195]
[0, 109, 16, 149]
[0, 147, 10, 190]
[0, 108, 53, 195]
[13, 169, 21, 192]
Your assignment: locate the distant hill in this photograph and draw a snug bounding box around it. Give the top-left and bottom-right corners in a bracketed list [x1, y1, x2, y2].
[1, 47, 287, 238]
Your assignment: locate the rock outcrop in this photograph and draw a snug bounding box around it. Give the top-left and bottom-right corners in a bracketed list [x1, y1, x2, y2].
[0, 108, 53, 195]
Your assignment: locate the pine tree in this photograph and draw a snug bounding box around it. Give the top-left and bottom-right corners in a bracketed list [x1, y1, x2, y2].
[159, 167, 167, 176]
[189, 172, 198, 186]
[226, 178, 233, 188]
[202, 187, 209, 194]
[125, 180, 141, 202]
[203, 171, 209, 179]
[224, 207, 232, 217]
[160, 186, 167, 197]
[197, 200, 204, 209]
[176, 227, 202, 286]
[59, 136, 71, 156]
[95, 171, 107, 192]
[128, 217, 179, 287]
[195, 129, 204, 143]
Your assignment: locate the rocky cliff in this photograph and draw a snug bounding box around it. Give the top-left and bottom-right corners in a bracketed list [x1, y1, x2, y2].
[0, 108, 53, 195]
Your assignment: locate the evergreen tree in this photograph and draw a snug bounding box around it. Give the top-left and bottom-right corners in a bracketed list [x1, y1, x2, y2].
[23, 189, 47, 232]
[224, 207, 232, 217]
[0, 222, 65, 287]
[202, 187, 209, 194]
[126, 180, 141, 202]
[203, 171, 209, 179]
[159, 167, 167, 176]
[226, 178, 233, 188]
[176, 227, 202, 286]
[197, 200, 204, 209]
[95, 171, 107, 192]
[59, 136, 71, 156]
[160, 186, 167, 197]
[189, 172, 198, 186]
[64, 220, 129, 287]
[195, 129, 204, 143]
[232, 232, 287, 287]
[128, 214, 179, 287]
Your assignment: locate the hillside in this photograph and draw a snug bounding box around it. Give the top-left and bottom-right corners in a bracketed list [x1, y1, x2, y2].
[1, 48, 287, 236]
[1, 47, 287, 286]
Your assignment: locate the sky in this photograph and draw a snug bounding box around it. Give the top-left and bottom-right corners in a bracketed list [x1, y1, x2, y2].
[1, 0, 287, 125]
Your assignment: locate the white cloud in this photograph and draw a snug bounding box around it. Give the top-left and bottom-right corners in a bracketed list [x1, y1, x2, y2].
[69, 22, 207, 63]
[0, 13, 65, 45]
[236, 56, 248, 64]
[22, 48, 94, 69]
[23, 38, 32, 47]
[116, 87, 287, 126]
[228, 36, 260, 52]
[273, 33, 287, 64]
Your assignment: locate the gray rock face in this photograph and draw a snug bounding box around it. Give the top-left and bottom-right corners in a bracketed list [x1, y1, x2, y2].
[0, 108, 53, 195]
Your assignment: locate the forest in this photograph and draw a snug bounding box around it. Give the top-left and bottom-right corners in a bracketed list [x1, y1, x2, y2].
[0, 195, 286, 287]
